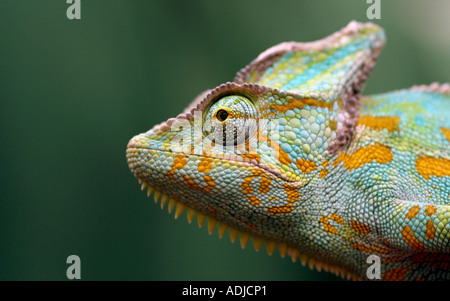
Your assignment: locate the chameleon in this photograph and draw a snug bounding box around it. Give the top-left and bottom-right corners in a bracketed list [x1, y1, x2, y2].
[126, 21, 450, 280]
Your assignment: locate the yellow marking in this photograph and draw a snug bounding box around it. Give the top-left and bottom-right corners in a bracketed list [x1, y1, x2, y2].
[167, 154, 187, 179]
[319, 160, 329, 178]
[401, 226, 425, 252]
[283, 184, 299, 203]
[319, 216, 338, 235]
[406, 205, 421, 220]
[425, 205, 437, 216]
[319, 169, 329, 178]
[350, 220, 371, 235]
[425, 219, 436, 240]
[416, 155, 450, 180]
[441, 127, 450, 142]
[204, 175, 215, 188]
[241, 177, 253, 194]
[267, 98, 334, 115]
[330, 213, 344, 224]
[357, 115, 400, 132]
[319, 213, 344, 235]
[350, 242, 371, 253]
[243, 153, 260, 163]
[351, 242, 391, 255]
[267, 203, 293, 214]
[333, 142, 393, 171]
[328, 120, 337, 131]
[183, 175, 215, 192]
[259, 177, 271, 194]
[259, 130, 292, 165]
[277, 143, 292, 165]
[266, 183, 299, 215]
[247, 195, 261, 206]
[295, 158, 318, 174]
[197, 157, 213, 173]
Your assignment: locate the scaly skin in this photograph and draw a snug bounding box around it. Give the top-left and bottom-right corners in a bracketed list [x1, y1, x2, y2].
[126, 21, 450, 280]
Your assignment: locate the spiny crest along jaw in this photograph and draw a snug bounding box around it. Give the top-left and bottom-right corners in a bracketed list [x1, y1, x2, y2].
[136, 178, 362, 280]
[126, 21, 387, 281]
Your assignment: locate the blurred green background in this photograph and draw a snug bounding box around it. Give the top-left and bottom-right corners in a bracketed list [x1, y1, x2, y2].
[1, 0, 448, 280]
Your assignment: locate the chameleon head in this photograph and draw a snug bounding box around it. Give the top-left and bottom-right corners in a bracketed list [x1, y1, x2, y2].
[127, 21, 386, 257]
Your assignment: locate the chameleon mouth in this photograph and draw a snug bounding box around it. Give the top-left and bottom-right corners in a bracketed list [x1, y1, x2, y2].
[134, 177, 361, 280]
[127, 136, 306, 184]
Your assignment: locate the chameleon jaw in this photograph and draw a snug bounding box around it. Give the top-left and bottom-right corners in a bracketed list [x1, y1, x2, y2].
[136, 178, 362, 281]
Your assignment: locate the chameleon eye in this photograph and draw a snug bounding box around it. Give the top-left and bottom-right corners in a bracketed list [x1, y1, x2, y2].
[203, 95, 258, 147]
[215, 109, 229, 122]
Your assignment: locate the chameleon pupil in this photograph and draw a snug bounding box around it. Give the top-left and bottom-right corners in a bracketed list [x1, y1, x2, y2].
[216, 109, 229, 122]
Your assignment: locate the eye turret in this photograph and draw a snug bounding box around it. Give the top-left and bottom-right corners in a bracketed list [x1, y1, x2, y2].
[204, 95, 258, 147]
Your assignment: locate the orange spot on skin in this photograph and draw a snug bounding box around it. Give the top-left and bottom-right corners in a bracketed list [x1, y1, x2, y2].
[401, 226, 425, 252]
[441, 127, 450, 142]
[267, 203, 293, 214]
[350, 242, 371, 253]
[267, 182, 299, 215]
[247, 195, 261, 206]
[183, 175, 215, 192]
[265, 180, 299, 215]
[266, 98, 334, 115]
[383, 266, 410, 281]
[351, 243, 391, 255]
[243, 153, 260, 163]
[328, 120, 337, 131]
[260, 133, 292, 165]
[167, 154, 187, 179]
[425, 205, 437, 216]
[320, 161, 329, 178]
[295, 158, 318, 174]
[204, 175, 215, 188]
[425, 219, 436, 240]
[259, 177, 271, 194]
[243, 139, 260, 160]
[357, 115, 400, 132]
[329, 213, 344, 224]
[384, 256, 404, 263]
[406, 205, 421, 220]
[283, 184, 299, 203]
[242, 177, 253, 194]
[253, 169, 265, 176]
[277, 146, 292, 165]
[416, 155, 450, 180]
[319, 169, 329, 178]
[350, 220, 371, 235]
[333, 142, 393, 171]
[319, 214, 344, 235]
[371, 245, 391, 255]
[197, 157, 213, 173]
